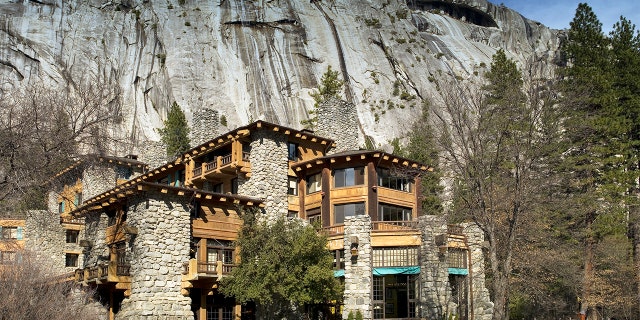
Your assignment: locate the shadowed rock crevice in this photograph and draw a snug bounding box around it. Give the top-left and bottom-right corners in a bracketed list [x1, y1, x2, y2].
[409, 0, 498, 28]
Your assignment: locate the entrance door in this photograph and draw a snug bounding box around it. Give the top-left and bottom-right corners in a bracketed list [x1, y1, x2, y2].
[372, 274, 418, 319]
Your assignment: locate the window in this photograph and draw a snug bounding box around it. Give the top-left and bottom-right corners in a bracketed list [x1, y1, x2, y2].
[334, 202, 365, 224]
[373, 247, 419, 267]
[213, 183, 224, 193]
[66, 230, 79, 243]
[287, 142, 299, 161]
[306, 173, 322, 194]
[0, 251, 16, 264]
[448, 248, 468, 269]
[288, 177, 298, 195]
[287, 211, 298, 219]
[58, 201, 65, 214]
[73, 193, 82, 207]
[333, 167, 365, 188]
[65, 253, 78, 267]
[378, 203, 412, 221]
[333, 249, 345, 270]
[231, 178, 239, 194]
[206, 239, 234, 272]
[1, 227, 17, 240]
[377, 168, 412, 192]
[106, 210, 117, 226]
[116, 166, 133, 180]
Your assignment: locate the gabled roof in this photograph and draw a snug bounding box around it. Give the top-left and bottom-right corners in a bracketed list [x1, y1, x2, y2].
[181, 120, 335, 159]
[47, 154, 148, 185]
[69, 181, 264, 217]
[291, 150, 433, 173]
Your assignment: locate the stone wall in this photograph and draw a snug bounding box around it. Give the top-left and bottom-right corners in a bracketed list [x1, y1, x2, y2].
[237, 130, 288, 221]
[316, 98, 360, 154]
[419, 215, 456, 319]
[138, 140, 170, 169]
[83, 164, 117, 200]
[24, 210, 65, 275]
[83, 211, 110, 266]
[190, 106, 219, 146]
[462, 223, 493, 320]
[343, 215, 372, 319]
[117, 192, 193, 319]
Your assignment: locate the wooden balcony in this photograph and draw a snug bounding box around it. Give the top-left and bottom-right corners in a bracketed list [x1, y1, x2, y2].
[181, 259, 236, 282]
[60, 216, 85, 225]
[373, 220, 418, 231]
[191, 152, 251, 181]
[78, 261, 131, 285]
[322, 225, 344, 236]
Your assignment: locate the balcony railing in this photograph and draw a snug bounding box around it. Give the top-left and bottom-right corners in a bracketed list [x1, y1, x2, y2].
[182, 259, 236, 280]
[322, 225, 344, 235]
[86, 266, 98, 280]
[117, 263, 131, 276]
[242, 152, 250, 162]
[373, 220, 418, 231]
[192, 166, 203, 177]
[220, 154, 232, 165]
[77, 261, 130, 284]
[447, 224, 464, 235]
[60, 216, 85, 225]
[205, 159, 218, 171]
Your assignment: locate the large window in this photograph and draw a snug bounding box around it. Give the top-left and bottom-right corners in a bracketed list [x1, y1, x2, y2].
[65, 253, 78, 267]
[377, 168, 412, 192]
[0, 251, 16, 264]
[1, 227, 17, 240]
[206, 239, 234, 272]
[379, 203, 412, 221]
[287, 142, 299, 161]
[373, 247, 419, 267]
[306, 208, 321, 226]
[66, 230, 79, 243]
[333, 167, 364, 188]
[306, 173, 322, 194]
[334, 202, 365, 224]
[288, 177, 298, 195]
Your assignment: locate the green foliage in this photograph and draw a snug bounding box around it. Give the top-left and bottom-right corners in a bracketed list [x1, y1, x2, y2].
[302, 66, 344, 129]
[364, 18, 381, 28]
[220, 114, 227, 126]
[347, 311, 355, 320]
[157, 101, 190, 158]
[220, 209, 342, 318]
[355, 310, 363, 320]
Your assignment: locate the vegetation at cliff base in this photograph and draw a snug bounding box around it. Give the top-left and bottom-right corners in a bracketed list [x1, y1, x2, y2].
[157, 101, 191, 158]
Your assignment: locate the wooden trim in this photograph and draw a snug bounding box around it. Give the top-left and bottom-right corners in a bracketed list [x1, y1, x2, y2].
[414, 176, 422, 217]
[321, 167, 331, 228]
[367, 162, 378, 222]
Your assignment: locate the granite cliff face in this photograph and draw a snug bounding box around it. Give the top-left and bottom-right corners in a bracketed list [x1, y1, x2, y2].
[0, 0, 562, 151]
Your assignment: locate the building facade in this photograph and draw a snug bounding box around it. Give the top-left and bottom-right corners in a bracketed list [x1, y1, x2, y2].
[36, 120, 492, 320]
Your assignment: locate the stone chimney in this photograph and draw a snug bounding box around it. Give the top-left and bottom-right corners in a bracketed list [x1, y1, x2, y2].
[190, 106, 219, 147]
[315, 98, 360, 154]
[137, 140, 169, 169]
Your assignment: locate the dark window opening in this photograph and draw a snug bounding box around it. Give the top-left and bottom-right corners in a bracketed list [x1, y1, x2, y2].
[378, 203, 412, 221]
[66, 230, 79, 243]
[65, 253, 78, 267]
[333, 249, 345, 270]
[377, 168, 412, 192]
[287, 142, 299, 161]
[334, 202, 365, 224]
[333, 167, 365, 188]
[306, 173, 322, 194]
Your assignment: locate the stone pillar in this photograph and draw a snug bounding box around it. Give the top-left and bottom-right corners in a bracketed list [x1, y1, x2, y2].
[418, 215, 454, 319]
[315, 98, 360, 154]
[117, 192, 193, 319]
[138, 140, 169, 169]
[237, 130, 288, 221]
[462, 223, 493, 320]
[343, 215, 372, 319]
[190, 107, 219, 146]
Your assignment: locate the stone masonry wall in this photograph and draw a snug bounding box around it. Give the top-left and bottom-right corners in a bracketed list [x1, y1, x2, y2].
[138, 140, 170, 169]
[419, 215, 456, 319]
[190, 106, 219, 146]
[237, 130, 288, 221]
[83, 211, 110, 266]
[117, 192, 193, 319]
[24, 209, 65, 275]
[462, 223, 493, 320]
[316, 98, 360, 154]
[343, 215, 372, 320]
[83, 164, 117, 200]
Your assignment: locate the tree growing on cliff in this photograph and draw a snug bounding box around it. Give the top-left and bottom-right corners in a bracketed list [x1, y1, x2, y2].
[302, 66, 344, 130]
[220, 209, 342, 319]
[157, 101, 191, 158]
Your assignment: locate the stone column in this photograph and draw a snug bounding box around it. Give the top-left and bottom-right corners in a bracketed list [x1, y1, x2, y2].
[82, 164, 117, 201]
[343, 215, 372, 319]
[117, 192, 193, 319]
[418, 215, 454, 319]
[462, 223, 493, 320]
[237, 130, 288, 221]
[190, 107, 219, 146]
[315, 98, 360, 154]
[138, 140, 169, 169]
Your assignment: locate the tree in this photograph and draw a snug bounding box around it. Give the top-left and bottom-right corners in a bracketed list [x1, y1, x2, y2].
[0, 76, 122, 215]
[433, 49, 552, 320]
[0, 248, 105, 320]
[157, 101, 190, 158]
[393, 102, 443, 215]
[302, 66, 344, 130]
[220, 209, 342, 319]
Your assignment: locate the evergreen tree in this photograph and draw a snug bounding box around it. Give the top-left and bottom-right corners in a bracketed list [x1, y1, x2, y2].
[220, 209, 342, 319]
[302, 66, 344, 130]
[157, 101, 190, 157]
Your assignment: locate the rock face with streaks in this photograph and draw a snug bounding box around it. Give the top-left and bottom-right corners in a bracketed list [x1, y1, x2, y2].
[0, 0, 561, 150]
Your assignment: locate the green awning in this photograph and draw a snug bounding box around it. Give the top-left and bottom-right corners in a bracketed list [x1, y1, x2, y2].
[334, 269, 345, 277]
[373, 266, 420, 275]
[448, 268, 469, 275]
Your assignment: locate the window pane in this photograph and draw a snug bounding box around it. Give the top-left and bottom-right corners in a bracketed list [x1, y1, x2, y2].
[334, 202, 365, 224]
[307, 173, 322, 194]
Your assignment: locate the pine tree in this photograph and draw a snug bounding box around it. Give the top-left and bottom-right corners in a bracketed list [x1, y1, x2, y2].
[302, 66, 344, 129]
[157, 101, 191, 158]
